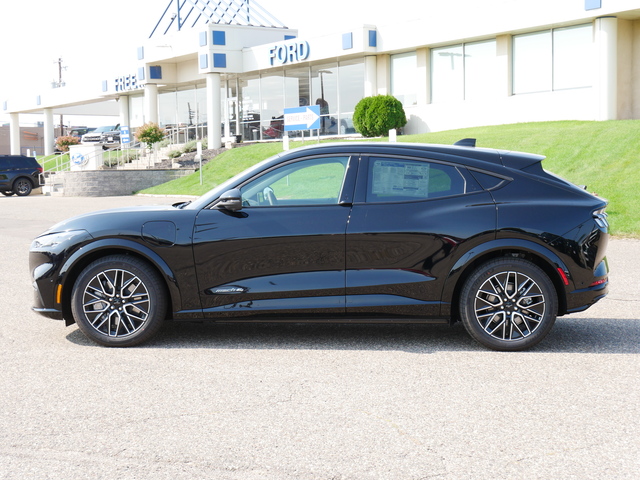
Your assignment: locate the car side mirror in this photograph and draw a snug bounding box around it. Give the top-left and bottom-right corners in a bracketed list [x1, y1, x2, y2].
[217, 189, 243, 212]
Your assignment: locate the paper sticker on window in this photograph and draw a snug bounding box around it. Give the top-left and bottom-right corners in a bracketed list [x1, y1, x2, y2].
[372, 161, 430, 197]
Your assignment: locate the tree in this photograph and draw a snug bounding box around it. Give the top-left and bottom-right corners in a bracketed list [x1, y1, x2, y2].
[135, 122, 166, 148]
[353, 95, 407, 137]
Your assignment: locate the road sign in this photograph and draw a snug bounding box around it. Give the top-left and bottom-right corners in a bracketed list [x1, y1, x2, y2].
[284, 105, 321, 131]
[120, 126, 131, 144]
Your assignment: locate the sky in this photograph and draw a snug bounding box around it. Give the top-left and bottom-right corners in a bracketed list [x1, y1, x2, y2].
[0, 0, 454, 126]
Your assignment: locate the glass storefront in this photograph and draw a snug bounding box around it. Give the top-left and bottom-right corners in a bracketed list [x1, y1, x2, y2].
[158, 85, 208, 143]
[234, 59, 363, 140]
[130, 59, 364, 144]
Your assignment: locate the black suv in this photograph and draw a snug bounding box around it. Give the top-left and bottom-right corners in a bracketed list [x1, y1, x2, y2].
[0, 155, 43, 196]
[30, 141, 609, 350]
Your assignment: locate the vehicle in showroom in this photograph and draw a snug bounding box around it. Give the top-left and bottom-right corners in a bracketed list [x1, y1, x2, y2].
[29, 140, 609, 350]
[1, 154, 43, 196]
[81, 124, 119, 146]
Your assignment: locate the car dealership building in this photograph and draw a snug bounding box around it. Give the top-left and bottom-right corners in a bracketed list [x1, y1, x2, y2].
[4, 0, 640, 155]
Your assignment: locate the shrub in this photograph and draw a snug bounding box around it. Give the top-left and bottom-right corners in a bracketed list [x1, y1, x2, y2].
[103, 150, 138, 168]
[353, 95, 407, 137]
[182, 137, 208, 154]
[135, 122, 166, 147]
[55, 135, 80, 152]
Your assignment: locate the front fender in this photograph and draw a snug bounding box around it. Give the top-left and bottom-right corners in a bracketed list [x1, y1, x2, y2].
[58, 238, 189, 324]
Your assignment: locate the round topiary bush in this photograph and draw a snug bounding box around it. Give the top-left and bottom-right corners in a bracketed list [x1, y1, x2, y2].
[353, 95, 407, 137]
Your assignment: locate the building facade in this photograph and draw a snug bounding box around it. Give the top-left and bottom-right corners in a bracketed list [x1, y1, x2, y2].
[4, 0, 640, 155]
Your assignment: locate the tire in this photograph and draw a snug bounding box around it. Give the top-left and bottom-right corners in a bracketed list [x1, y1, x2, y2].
[459, 258, 558, 351]
[1, 190, 14, 196]
[71, 255, 168, 347]
[13, 178, 33, 196]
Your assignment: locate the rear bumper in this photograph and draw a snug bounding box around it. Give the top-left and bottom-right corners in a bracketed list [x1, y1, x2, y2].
[564, 259, 609, 314]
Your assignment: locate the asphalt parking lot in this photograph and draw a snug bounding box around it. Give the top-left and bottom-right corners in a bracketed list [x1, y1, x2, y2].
[1, 194, 639, 479]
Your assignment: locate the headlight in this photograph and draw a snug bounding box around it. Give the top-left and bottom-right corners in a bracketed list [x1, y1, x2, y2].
[30, 229, 92, 252]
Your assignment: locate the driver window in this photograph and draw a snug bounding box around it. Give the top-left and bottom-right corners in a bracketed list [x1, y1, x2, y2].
[240, 157, 349, 207]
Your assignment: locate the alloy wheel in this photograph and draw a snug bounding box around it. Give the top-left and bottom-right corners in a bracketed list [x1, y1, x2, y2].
[81, 268, 151, 338]
[473, 270, 546, 341]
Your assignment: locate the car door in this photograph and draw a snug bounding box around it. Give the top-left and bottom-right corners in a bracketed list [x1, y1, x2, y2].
[345, 155, 496, 318]
[0, 158, 9, 189]
[193, 155, 357, 319]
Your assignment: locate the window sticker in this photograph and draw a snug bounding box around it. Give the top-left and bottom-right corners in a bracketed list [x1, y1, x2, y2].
[372, 161, 430, 197]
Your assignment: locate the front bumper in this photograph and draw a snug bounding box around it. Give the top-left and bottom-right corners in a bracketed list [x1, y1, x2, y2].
[32, 278, 64, 320]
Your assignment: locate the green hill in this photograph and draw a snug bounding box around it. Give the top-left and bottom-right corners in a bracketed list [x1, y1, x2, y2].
[140, 120, 640, 236]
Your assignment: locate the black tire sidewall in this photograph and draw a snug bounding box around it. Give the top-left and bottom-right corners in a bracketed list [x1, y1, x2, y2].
[460, 258, 558, 351]
[71, 255, 167, 347]
[14, 178, 32, 196]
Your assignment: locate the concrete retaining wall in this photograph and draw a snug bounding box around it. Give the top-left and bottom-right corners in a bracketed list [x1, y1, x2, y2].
[53, 169, 195, 196]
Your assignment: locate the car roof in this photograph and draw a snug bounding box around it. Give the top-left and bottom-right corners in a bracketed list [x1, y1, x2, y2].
[278, 141, 545, 170]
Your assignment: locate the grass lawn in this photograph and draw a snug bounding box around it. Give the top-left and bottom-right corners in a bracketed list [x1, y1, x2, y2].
[139, 120, 640, 236]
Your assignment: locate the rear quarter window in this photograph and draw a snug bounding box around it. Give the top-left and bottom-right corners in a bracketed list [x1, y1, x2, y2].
[469, 170, 505, 190]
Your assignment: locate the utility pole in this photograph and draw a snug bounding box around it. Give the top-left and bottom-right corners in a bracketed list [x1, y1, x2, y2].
[53, 57, 66, 136]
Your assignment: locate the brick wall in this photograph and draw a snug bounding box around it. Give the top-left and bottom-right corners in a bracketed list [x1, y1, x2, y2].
[55, 169, 195, 196]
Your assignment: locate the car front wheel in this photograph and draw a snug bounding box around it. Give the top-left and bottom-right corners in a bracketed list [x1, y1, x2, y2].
[71, 255, 168, 347]
[459, 258, 558, 351]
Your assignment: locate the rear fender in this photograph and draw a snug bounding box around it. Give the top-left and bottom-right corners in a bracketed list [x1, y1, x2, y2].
[440, 238, 572, 317]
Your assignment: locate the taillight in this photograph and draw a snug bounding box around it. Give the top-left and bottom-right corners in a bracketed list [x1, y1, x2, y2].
[589, 278, 607, 287]
[37, 167, 43, 173]
[593, 208, 609, 229]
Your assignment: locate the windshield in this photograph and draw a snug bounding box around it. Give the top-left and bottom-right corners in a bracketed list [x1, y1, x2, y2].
[92, 125, 117, 133]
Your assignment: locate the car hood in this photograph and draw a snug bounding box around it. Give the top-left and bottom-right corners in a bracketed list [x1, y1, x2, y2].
[38, 205, 184, 237]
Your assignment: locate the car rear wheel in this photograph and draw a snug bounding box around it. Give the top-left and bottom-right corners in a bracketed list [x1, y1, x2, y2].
[14, 178, 33, 196]
[459, 258, 558, 351]
[71, 255, 167, 347]
[1, 190, 14, 196]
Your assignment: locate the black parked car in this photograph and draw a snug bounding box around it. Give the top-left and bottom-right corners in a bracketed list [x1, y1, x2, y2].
[29, 140, 609, 350]
[1, 155, 43, 196]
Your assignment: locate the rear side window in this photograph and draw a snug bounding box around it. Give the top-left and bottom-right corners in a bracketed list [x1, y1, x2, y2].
[366, 157, 467, 202]
[0, 156, 37, 169]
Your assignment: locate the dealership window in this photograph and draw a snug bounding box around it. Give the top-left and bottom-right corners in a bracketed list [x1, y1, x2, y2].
[464, 40, 498, 99]
[260, 73, 286, 139]
[311, 64, 338, 135]
[513, 24, 592, 94]
[129, 95, 144, 128]
[239, 76, 260, 140]
[233, 60, 363, 140]
[338, 58, 364, 134]
[158, 86, 209, 142]
[391, 52, 417, 106]
[431, 40, 497, 102]
[285, 67, 311, 109]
